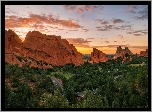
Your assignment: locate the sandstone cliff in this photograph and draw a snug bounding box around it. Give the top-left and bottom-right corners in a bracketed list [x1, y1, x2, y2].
[139, 49, 148, 57]
[88, 48, 108, 63]
[5, 29, 23, 53]
[5, 30, 84, 68]
[113, 46, 133, 59]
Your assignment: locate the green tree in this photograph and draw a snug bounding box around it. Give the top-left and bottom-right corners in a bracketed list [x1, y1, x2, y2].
[39, 90, 69, 108]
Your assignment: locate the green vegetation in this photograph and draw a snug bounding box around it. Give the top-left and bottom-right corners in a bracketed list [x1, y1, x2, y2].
[5, 56, 148, 108]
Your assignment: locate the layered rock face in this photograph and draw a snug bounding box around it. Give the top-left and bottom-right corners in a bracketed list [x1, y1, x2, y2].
[5, 30, 84, 68]
[113, 46, 133, 59]
[5, 29, 23, 53]
[139, 49, 148, 57]
[88, 48, 108, 63]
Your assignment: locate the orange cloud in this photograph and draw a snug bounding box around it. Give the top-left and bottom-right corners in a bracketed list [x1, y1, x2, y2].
[78, 7, 83, 13]
[5, 13, 82, 29]
[66, 38, 92, 48]
[127, 5, 138, 10]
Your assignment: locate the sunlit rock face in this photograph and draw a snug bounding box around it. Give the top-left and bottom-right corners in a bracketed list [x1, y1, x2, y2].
[139, 49, 148, 57]
[5, 29, 23, 53]
[88, 48, 108, 63]
[5, 30, 84, 68]
[114, 46, 133, 59]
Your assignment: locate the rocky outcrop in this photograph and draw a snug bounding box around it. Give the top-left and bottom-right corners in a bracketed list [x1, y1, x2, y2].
[5, 30, 84, 68]
[88, 48, 108, 63]
[5, 29, 23, 53]
[139, 49, 148, 57]
[22, 31, 84, 66]
[5, 53, 23, 67]
[113, 46, 133, 59]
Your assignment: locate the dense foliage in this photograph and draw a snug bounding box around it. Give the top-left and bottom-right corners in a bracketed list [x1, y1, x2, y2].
[5, 56, 148, 108]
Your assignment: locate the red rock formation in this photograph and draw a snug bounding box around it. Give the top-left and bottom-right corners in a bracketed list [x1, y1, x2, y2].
[5, 30, 84, 68]
[22, 31, 84, 66]
[5, 53, 23, 67]
[5, 29, 23, 53]
[88, 48, 108, 63]
[113, 46, 133, 59]
[139, 49, 148, 57]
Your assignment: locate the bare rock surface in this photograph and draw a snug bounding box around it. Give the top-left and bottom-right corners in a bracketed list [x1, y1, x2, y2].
[139, 49, 148, 57]
[88, 48, 108, 63]
[5, 30, 84, 68]
[113, 46, 133, 59]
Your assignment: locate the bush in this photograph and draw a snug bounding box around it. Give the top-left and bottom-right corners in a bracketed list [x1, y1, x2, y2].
[39, 90, 69, 108]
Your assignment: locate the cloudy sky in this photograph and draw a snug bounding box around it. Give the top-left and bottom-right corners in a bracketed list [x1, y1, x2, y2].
[5, 5, 148, 54]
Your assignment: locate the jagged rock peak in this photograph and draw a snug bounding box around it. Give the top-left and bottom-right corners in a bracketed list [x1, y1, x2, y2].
[88, 48, 108, 63]
[114, 46, 133, 59]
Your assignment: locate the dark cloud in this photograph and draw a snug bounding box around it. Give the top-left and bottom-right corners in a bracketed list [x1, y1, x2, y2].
[69, 29, 78, 31]
[69, 5, 77, 12]
[129, 46, 148, 49]
[97, 28, 109, 31]
[103, 25, 114, 29]
[81, 5, 104, 13]
[96, 26, 101, 29]
[83, 29, 89, 32]
[133, 34, 142, 36]
[113, 25, 132, 31]
[63, 5, 104, 13]
[108, 45, 128, 48]
[132, 29, 148, 35]
[125, 10, 136, 14]
[141, 32, 148, 35]
[65, 38, 92, 48]
[5, 8, 20, 15]
[84, 5, 92, 12]
[129, 11, 136, 14]
[62, 5, 71, 10]
[126, 32, 132, 34]
[32, 24, 45, 30]
[101, 21, 109, 24]
[112, 19, 125, 24]
[92, 5, 104, 10]
[87, 38, 94, 40]
[113, 26, 121, 30]
[97, 19, 109, 24]
[135, 14, 148, 20]
[107, 45, 148, 49]
[134, 6, 148, 20]
[96, 25, 114, 31]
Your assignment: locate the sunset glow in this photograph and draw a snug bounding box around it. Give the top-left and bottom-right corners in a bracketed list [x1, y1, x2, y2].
[5, 5, 148, 54]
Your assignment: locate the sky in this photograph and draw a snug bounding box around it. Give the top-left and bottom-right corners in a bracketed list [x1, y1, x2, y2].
[5, 5, 148, 54]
